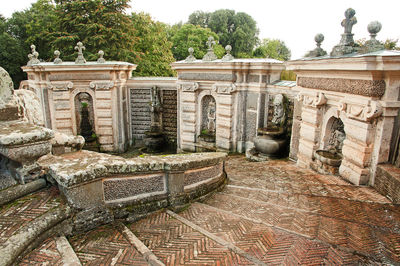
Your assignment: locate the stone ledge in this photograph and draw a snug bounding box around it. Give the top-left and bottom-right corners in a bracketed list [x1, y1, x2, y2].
[38, 150, 227, 188]
[375, 164, 400, 204]
[0, 120, 54, 146]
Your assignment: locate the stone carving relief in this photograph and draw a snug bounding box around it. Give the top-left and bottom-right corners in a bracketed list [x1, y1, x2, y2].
[48, 81, 74, 91]
[177, 82, 199, 92]
[212, 83, 237, 94]
[89, 81, 114, 90]
[297, 92, 327, 108]
[271, 94, 286, 126]
[338, 99, 382, 121]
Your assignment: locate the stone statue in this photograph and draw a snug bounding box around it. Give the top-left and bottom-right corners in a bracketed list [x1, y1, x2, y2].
[330, 8, 358, 56]
[207, 101, 216, 134]
[75, 42, 86, 64]
[271, 94, 286, 127]
[342, 8, 357, 35]
[27, 45, 40, 66]
[149, 86, 162, 132]
[202, 36, 217, 61]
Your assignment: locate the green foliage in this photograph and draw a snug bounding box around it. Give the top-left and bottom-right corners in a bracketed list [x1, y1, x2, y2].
[52, 0, 137, 62]
[130, 12, 175, 77]
[171, 24, 224, 60]
[188, 9, 259, 57]
[253, 38, 291, 61]
[280, 70, 296, 81]
[357, 38, 400, 50]
[0, 15, 26, 88]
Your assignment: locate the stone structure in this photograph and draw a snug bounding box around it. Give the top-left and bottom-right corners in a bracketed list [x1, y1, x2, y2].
[287, 50, 400, 185]
[202, 36, 217, 61]
[305, 34, 327, 57]
[359, 21, 385, 54]
[22, 44, 137, 152]
[172, 58, 293, 153]
[331, 8, 358, 56]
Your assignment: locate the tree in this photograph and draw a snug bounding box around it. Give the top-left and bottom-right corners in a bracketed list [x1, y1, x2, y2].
[188, 9, 259, 57]
[0, 15, 26, 88]
[53, 0, 137, 62]
[130, 12, 175, 77]
[253, 39, 291, 61]
[170, 24, 224, 61]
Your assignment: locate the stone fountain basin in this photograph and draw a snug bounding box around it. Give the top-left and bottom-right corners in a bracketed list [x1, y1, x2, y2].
[314, 150, 343, 167]
[254, 135, 286, 156]
[257, 126, 285, 137]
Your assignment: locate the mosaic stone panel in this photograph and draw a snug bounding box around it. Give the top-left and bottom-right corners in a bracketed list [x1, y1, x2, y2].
[161, 89, 177, 141]
[103, 173, 165, 202]
[184, 163, 223, 188]
[178, 73, 237, 82]
[298, 77, 386, 97]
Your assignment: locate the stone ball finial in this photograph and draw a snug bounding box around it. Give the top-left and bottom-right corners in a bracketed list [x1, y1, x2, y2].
[314, 34, 324, 47]
[188, 47, 194, 55]
[185, 47, 196, 62]
[367, 21, 382, 37]
[97, 50, 105, 63]
[54, 50, 62, 64]
[222, 44, 234, 61]
[225, 45, 232, 54]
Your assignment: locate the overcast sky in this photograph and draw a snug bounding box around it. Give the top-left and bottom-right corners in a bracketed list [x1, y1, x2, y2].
[2, 0, 399, 59]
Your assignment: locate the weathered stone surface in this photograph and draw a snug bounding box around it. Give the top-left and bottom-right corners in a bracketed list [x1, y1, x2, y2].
[0, 178, 46, 206]
[14, 89, 45, 126]
[0, 120, 53, 146]
[51, 131, 84, 154]
[178, 73, 236, 82]
[184, 163, 223, 187]
[38, 150, 227, 188]
[0, 66, 14, 107]
[297, 77, 386, 97]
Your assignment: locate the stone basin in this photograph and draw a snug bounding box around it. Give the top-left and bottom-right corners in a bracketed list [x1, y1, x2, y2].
[254, 135, 286, 157]
[257, 126, 285, 137]
[314, 150, 343, 167]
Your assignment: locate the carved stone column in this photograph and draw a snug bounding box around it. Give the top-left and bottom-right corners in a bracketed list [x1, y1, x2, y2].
[296, 92, 327, 167]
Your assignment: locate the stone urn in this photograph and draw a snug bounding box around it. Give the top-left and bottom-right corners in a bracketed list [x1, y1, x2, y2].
[144, 128, 164, 153]
[253, 126, 287, 158]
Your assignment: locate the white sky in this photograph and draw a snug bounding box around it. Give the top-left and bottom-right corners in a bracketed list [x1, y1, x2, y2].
[2, 0, 400, 59]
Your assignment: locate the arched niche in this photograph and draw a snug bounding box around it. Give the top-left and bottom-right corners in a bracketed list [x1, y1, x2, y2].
[322, 116, 346, 153]
[74, 92, 95, 141]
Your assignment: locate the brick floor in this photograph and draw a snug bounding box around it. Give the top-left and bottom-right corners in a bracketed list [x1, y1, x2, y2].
[19, 237, 63, 265]
[11, 155, 400, 264]
[0, 186, 61, 244]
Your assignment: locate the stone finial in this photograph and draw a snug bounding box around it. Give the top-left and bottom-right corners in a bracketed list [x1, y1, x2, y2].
[342, 8, 357, 35]
[0, 67, 14, 107]
[305, 34, 327, 57]
[222, 45, 234, 61]
[27, 44, 40, 66]
[97, 50, 106, 63]
[185, 47, 196, 62]
[74, 42, 86, 64]
[360, 21, 384, 53]
[202, 36, 217, 61]
[330, 8, 358, 56]
[54, 50, 62, 64]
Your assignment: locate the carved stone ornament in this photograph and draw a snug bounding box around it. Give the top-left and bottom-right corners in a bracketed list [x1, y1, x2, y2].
[212, 83, 237, 94]
[75, 42, 86, 64]
[178, 82, 199, 92]
[297, 92, 327, 108]
[48, 81, 73, 91]
[97, 50, 106, 63]
[27, 44, 40, 66]
[222, 45, 234, 61]
[202, 36, 217, 61]
[0, 66, 14, 106]
[89, 81, 114, 90]
[53, 50, 62, 64]
[185, 47, 196, 62]
[338, 99, 382, 121]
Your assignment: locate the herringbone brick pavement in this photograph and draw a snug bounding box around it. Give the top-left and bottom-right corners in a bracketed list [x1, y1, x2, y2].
[69, 224, 148, 265]
[129, 211, 252, 265]
[19, 237, 63, 265]
[0, 186, 61, 244]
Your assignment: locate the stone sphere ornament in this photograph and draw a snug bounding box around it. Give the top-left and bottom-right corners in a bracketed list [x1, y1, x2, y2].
[315, 34, 324, 45]
[367, 21, 382, 37]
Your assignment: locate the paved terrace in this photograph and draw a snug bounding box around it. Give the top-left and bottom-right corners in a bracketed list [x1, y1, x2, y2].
[3, 155, 400, 265]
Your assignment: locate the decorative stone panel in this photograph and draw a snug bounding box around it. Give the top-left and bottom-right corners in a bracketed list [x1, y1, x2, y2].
[338, 100, 382, 122]
[212, 83, 237, 94]
[47, 81, 73, 91]
[89, 81, 114, 90]
[130, 89, 151, 140]
[297, 92, 327, 108]
[103, 173, 165, 203]
[298, 77, 386, 98]
[177, 82, 199, 92]
[162, 90, 177, 141]
[184, 163, 223, 189]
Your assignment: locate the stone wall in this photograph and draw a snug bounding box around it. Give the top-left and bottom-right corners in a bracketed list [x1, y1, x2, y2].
[127, 77, 177, 146]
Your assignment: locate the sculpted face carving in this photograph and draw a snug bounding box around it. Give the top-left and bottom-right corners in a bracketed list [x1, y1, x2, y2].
[271, 94, 286, 127]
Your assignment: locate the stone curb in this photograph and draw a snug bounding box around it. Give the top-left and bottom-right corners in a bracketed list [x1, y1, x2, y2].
[0, 178, 47, 206]
[166, 210, 267, 266]
[0, 205, 72, 266]
[55, 234, 82, 266]
[117, 222, 165, 266]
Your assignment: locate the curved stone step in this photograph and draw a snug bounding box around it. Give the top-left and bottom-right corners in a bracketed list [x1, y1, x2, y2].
[0, 178, 47, 206]
[0, 205, 72, 266]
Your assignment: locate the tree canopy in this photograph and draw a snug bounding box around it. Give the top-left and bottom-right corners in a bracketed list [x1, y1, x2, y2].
[188, 9, 259, 57]
[253, 38, 291, 61]
[170, 24, 224, 61]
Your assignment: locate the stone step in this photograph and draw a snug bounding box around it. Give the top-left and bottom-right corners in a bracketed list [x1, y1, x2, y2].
[55, 235, 82, 265]
[0, 205, 72, 265]
[0, 178, 47, 206]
